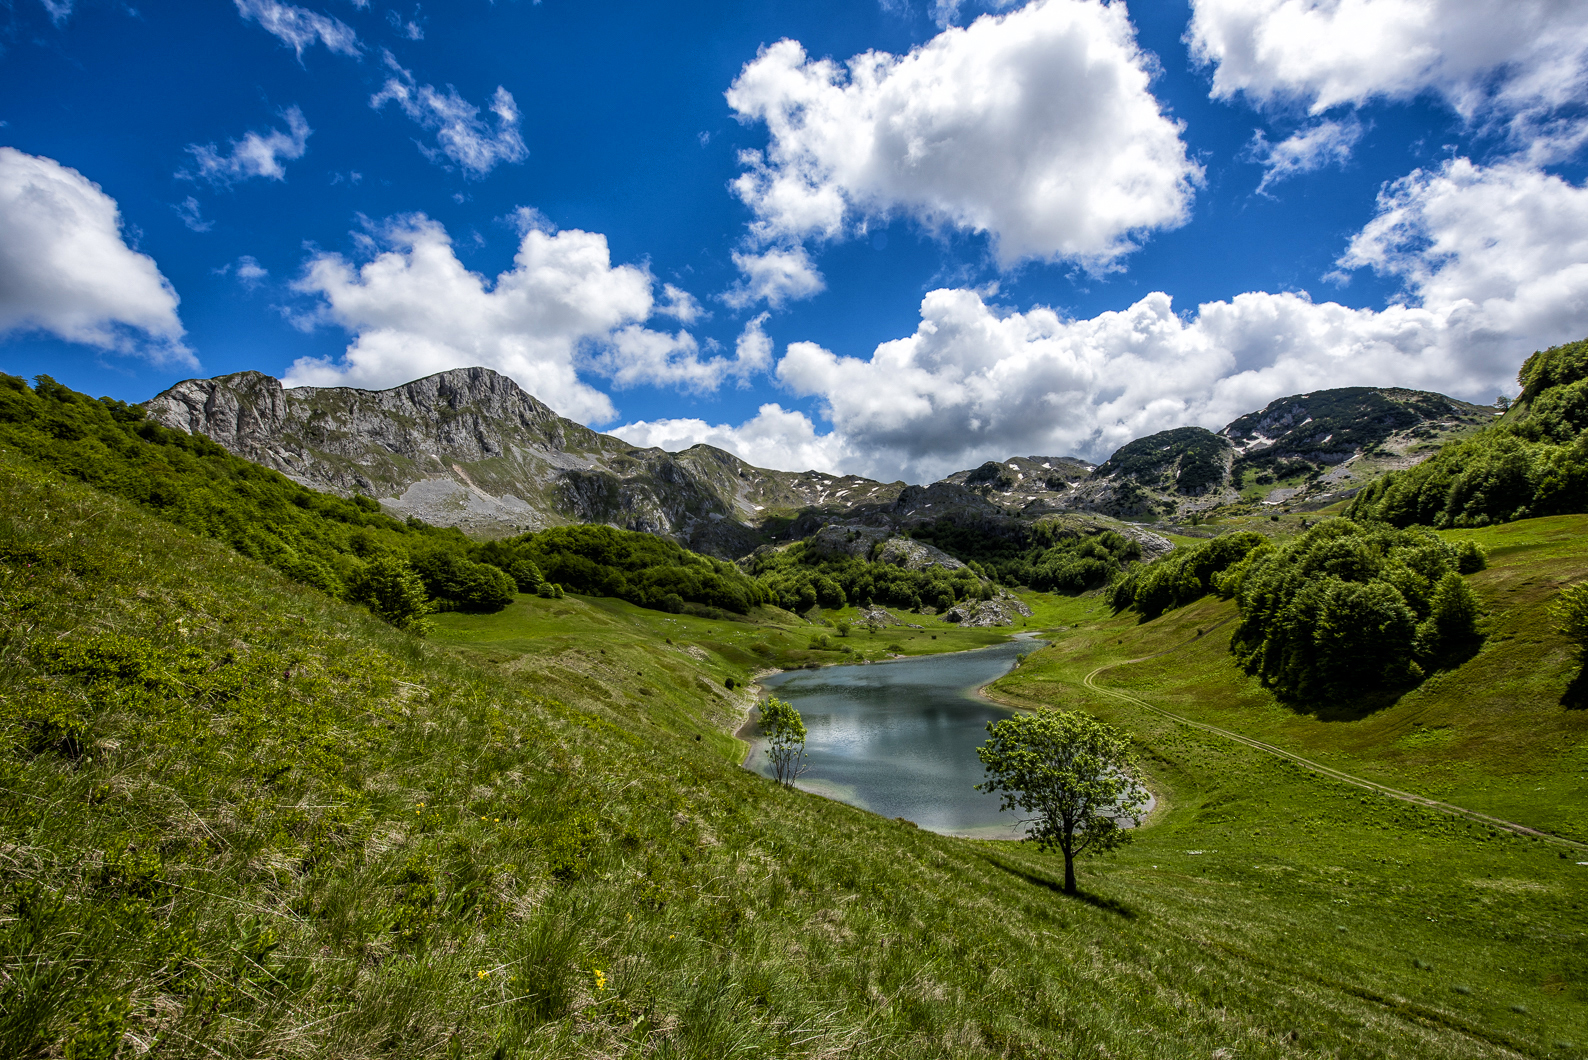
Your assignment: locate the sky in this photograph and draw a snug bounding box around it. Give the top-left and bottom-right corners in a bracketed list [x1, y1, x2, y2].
[3, 0, 1588, 484]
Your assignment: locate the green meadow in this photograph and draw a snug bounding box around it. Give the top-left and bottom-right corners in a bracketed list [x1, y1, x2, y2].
[2, 441, 1585, 1059]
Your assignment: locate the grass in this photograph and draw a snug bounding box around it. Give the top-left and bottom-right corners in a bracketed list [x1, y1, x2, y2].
[3, 449, 1586, 1058]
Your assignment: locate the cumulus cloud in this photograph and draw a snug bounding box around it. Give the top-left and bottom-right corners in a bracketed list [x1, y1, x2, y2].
[1188, 0, 1588, 145]
[283, 213, 744, 419]
[655, 283, 705, 324]
[612, 404, 850, 473]
[632, 156, 1588, 482]
[1340, 157, 1588, 349]
[1250, 117, 1362, 192]
[733, 313, 775, 381]
[233, 0, 360, 58]
[725, 0, 1199, 269]
[586, 311, 777, 393]
[185, 107, 312, 186]
[723, 246, 825, 309]
[371, 53, 527, 178]
[0, 148, 189, 363]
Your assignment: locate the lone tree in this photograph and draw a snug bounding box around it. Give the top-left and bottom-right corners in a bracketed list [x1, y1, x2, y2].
[977, 709, 1147, 894]
[761, 697, 808, 788]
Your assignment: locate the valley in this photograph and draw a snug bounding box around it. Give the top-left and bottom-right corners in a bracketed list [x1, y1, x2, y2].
[1, 345, 1585, 1059]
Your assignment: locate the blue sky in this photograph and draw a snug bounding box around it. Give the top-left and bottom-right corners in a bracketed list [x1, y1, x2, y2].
[4, 0, 1588, 482]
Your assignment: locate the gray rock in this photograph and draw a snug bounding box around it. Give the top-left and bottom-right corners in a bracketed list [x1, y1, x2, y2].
[942, 596, 1034, 628]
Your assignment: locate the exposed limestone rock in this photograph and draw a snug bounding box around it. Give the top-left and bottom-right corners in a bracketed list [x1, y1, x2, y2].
[942, 596, 1035, 627]
[874, 536, 965, 571]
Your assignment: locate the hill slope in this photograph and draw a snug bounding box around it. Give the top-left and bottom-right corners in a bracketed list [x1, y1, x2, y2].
[1, 447, 1582, 1057]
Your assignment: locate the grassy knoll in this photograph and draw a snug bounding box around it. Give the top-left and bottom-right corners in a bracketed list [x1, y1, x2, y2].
[988, 516, 1588, 1053]
[992, 515, 1588, 840]
[4, 449, 1584, 1057]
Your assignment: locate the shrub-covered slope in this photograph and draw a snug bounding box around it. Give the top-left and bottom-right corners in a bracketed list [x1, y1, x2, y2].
[0, 375, 775, 625]
[3, 448, 1577, 1056]
[1347, 336, 1588, 528]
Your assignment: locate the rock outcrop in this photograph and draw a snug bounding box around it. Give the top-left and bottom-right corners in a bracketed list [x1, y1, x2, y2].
[942, 595, 1035, 627]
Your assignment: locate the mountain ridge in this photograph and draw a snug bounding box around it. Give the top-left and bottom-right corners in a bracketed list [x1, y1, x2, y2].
[143, 368, 1496, 553]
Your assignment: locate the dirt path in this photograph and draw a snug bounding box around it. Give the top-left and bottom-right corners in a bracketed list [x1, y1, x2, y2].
[1075, 619, 1588, 852]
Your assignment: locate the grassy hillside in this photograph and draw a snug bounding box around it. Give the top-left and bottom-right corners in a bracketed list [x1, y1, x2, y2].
[4, 446, 1586, 1057]
[994, 515, 1588, 838]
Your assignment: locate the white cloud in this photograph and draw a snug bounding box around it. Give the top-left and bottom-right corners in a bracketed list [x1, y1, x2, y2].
[585, 312, 776, 394]
[1340, 157, 1588, 352]
[38, 0, 72, 26]
[640, 156, 1588, 482]
[387, 11, 423, 39]
[1187, 0, 1588, 144]
[234, 255, 269, 289]
[930, 0, 963, 27]
[0, 148, 189, 363]
[174, 196, 213, 232]
[185, 107, 312, 186]
[733, 313, 775, 382]
[233, 0, 360, 58]
[282, 213, 708, 421]
[612, 404, 851, 474]
[723, 245, 825, 309]
[1250, 117, 1362, 192]
[371, 53, 527, 178]
[725, 0, 1200, 269]
[655, 283, 705, 324]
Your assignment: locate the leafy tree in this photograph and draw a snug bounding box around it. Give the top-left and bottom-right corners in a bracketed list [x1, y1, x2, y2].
[1222, 520, 1483, 702]
[760, 697, 808, 789]
[976, 710, 1147, 894]
[1552, 583, 1588, 650]
[1108, 531, 1268, 619]
[512, 524, 767, 614]
[348, 556, 433, 634]
[411, 549, 516, 612]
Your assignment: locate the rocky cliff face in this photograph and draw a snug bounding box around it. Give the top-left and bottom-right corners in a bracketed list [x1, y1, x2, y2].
[145, 369, 769, 548]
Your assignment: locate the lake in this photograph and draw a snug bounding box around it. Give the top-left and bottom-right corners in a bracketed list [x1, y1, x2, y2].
[745, 635, 1045, 839]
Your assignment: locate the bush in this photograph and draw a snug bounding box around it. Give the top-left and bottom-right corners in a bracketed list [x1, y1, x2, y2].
[1347, 335, 1588, 529]
[349, 555, 433, 633]
[1552, 583, 1588, 648]
[1224, 520, 1482, 702]
[411, 550, 516, 612]
[1109, 532, 1268, 619]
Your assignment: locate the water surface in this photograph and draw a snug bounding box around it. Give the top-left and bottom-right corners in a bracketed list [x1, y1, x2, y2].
[747, 637, 1042, 838]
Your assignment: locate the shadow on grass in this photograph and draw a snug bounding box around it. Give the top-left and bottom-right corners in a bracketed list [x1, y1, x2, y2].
[1562, 665, 1588, 709]
[1283, 639, 1489, 722]
[975, 852, 1140, 920]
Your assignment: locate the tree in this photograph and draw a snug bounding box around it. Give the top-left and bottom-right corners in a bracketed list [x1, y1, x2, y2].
[1552, 582, 1588, 650]
[976, 709, 1147, 894]
[348, 555, 433, 634]
[760, 697, 808, 789]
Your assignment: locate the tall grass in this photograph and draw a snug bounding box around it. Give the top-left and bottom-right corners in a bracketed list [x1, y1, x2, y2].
[0, 451, 1579, 1058]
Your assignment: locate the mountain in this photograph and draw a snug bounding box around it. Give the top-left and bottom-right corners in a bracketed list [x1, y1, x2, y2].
[1059, 388, 1497, 520]
[144, 370, 1494, 550]
[143, 368, 874, 555]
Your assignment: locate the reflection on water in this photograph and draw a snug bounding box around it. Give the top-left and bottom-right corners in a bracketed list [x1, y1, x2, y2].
[747, 636, 1042, 838]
